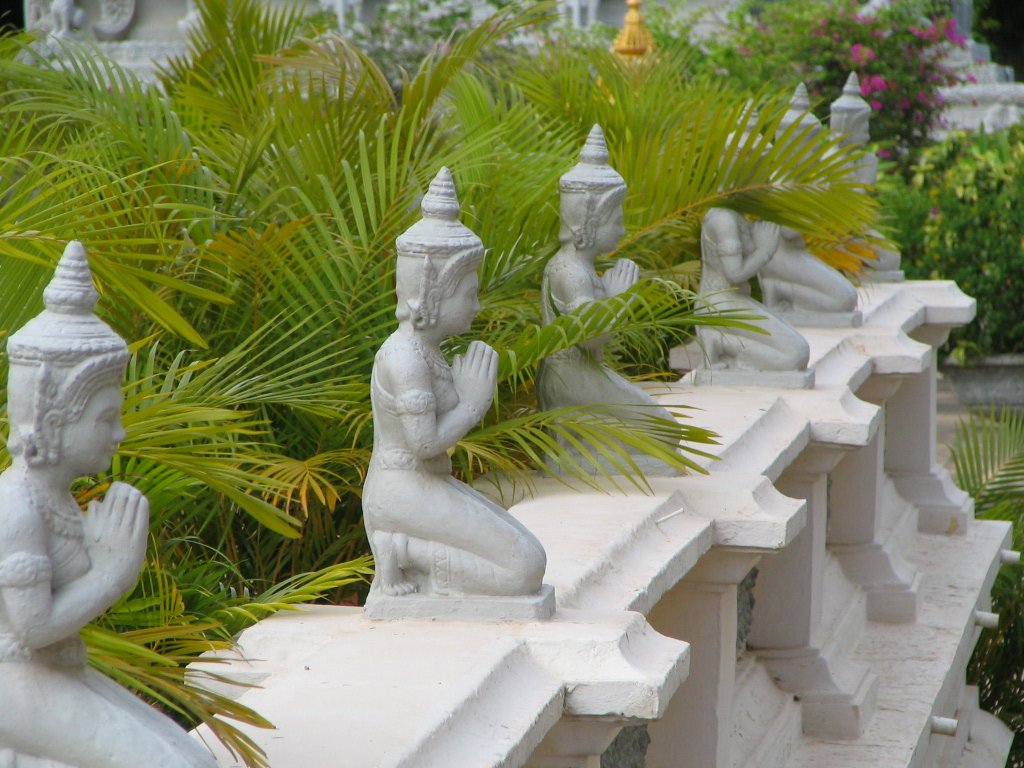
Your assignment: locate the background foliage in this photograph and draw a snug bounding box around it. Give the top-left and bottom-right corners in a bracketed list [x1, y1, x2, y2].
[879, 122, 1024, 357]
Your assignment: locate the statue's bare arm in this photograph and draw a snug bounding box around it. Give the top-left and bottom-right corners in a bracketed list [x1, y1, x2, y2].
[382, 341, 497, 459]
[0, 483, 147, 649]
[705, 211, 780, 283]
[548, 264, 609, 355]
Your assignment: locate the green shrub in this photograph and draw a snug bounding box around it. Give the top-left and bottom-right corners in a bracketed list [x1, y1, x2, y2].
[901, 124, 1024, 356]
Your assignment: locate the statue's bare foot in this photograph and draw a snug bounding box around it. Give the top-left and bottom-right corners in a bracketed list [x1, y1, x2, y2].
[380, 580, 417, 597]
[373, 531, 417, 597]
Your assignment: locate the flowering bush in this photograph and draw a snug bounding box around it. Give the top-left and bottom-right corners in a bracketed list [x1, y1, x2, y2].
[682, 0, 966, 165]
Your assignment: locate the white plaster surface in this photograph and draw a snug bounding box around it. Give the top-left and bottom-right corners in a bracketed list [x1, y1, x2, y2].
[189, 278, 1006, 768]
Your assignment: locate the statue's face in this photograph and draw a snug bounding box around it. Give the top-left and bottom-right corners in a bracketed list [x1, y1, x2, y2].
[437, 271, 481, 337]
[593, 195, 626, 252]
[62, 385, 125, 477]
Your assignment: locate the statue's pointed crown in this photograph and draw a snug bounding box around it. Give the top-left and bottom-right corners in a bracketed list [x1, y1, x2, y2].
[778, 82, 823, 141]
[830, 72, 871, 143]
[7, 241, 129, 366]
[396, 167, 484, 260]
[560, 125, 627, 194]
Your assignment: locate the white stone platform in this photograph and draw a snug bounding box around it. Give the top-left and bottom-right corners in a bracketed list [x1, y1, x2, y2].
[190, 279, 1013, 768]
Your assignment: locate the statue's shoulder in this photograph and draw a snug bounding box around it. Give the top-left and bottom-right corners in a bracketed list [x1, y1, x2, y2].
[374, 333, 432, 384]
[0, 473, 44, 552]
[544, 252, 593, 295]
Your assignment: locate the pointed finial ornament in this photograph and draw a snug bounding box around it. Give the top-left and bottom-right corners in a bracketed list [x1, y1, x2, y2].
[43, 240, 100, 315]
[778, 82, 823, 140]
[396, 167, 484, 261]
[580, 125, 610, 165]
[844, 71, 861, 95]
[791, 82, 810, 111]
[560, 125, 627, 193]
[830, 71, 871, 146]
[420, 166, 461, 221]
[7, 240, 128, 367]
[613, 0, 655, 60]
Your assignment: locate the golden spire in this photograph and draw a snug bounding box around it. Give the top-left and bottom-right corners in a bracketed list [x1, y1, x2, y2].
[613, 0, 655, 60]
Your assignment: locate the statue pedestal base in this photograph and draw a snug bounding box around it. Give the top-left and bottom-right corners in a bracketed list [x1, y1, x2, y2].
[691, 368, 815, 389]
[863, 269, 905, 283]
[364, 584, 556, 621]
[779, 309, 863, 329]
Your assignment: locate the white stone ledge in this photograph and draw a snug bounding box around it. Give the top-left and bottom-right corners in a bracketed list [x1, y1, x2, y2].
[192, 608, 688, 768]
[188, 279, 1000, 768]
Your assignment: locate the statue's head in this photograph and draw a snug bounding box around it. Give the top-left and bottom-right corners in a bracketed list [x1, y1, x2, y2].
[395, 167, 484, 335]
[559, 125, 627, 252]
[777, 83, 825, 153]
[6, 241, 129, 470]
[830, 72, 871, 148]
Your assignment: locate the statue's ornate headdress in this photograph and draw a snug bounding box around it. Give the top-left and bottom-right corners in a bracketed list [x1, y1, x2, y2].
[559, 125, 627, 249]
[778, 83, 824, 147]
[7, 241, 129, 465]
[830, 72, 871, 147]
[395, 167, 484, 330]
[560, 125, 626, 195]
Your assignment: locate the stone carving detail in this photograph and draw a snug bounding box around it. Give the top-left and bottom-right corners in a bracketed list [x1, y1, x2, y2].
[831, 73, 904, 282]
[94, 0, 136, 41]
[537, 125, 677, 463]
[759, 84, 861, 327]
[0, 242, 216, 767]
[362, 168, 552, 620]
[696, 207, 811, 384]
[48, 0, 86, 38]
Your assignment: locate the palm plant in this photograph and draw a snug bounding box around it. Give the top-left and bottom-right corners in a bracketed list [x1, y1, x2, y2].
[0, 1, 885, 764]
[951, 409, 1024, 766]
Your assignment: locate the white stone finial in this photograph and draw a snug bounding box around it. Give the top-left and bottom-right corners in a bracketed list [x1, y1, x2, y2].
[560, 124, 626, 193]
[830, 72, 871, 146]
[43, 240, 100, 315]
[397, 168, 483, 262]
[580, 124, 609, 165]
[844, 71, 861, 96]
[779, 82, 823, 144]
[421, 166, 461, 221]
[791, 82, 810, 111]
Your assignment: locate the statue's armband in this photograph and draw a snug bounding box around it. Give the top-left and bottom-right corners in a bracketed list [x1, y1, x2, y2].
[0, 552, 52, 589]
[394, 390, 436, 416]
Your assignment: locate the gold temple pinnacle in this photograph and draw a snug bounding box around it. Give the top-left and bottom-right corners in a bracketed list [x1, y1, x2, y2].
[613, 0, 655, 60]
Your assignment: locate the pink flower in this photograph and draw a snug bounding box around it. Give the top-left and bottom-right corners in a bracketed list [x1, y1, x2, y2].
[851, 43, 877, 65]
[943, 18, 967, 46]
[870, 99, 883, 111]
[869, 74, 887, 92]
[899, 97, 911, 110]
[877, 148, 893, 160]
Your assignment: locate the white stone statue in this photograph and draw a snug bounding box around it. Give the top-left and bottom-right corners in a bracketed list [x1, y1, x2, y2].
[758, 84, 860, 327]
[0, 242, 216, 768]
[831, 72, 903, 282]
[48, 0, 85, 38]
[537, 125, 676, 450]
[361, 168, 552, 621]
[696, 208, 811, 382]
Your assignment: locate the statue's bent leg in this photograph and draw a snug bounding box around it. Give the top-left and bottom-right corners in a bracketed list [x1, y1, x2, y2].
[0, 663, 213, 768]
